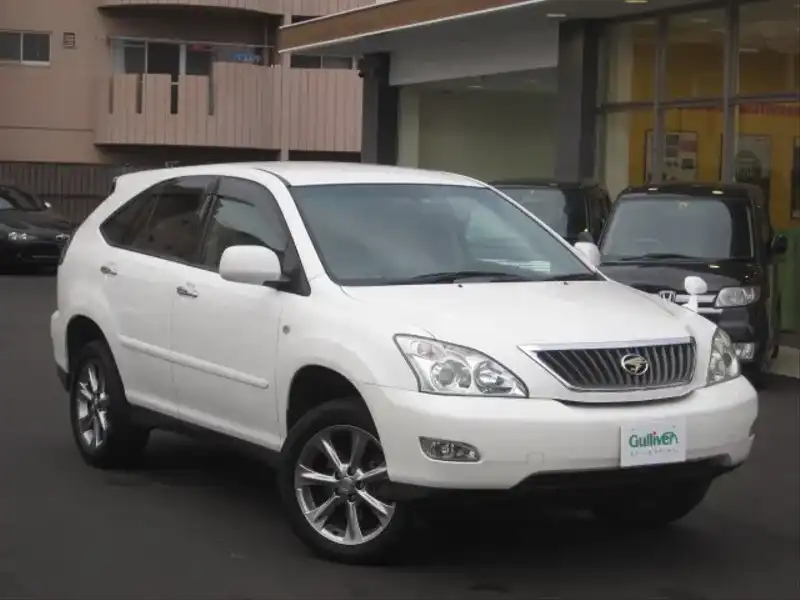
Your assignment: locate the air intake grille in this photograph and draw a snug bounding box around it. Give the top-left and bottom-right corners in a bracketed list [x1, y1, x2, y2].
[531, 341, 696, 391]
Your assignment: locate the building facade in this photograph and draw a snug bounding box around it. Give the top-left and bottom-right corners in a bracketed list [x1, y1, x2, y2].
[0, 0, 368, 218]
[279, 0, 800, 333]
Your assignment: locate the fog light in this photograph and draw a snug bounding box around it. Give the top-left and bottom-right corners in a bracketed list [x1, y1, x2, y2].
[419, 437, 480, 462]
[734, 343, 756, 361]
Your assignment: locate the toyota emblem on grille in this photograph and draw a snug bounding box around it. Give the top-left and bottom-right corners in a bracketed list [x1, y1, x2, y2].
[620, 353, 649, 376]
[56, 233, 70, 242]
[658, 290, 677, 302]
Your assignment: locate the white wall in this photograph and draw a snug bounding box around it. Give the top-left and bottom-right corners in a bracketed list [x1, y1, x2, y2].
[389, 22, 558, 86]
[398, 87, 555, 181]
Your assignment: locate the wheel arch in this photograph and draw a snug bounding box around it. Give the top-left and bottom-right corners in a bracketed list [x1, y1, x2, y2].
[65, 314, 112, 379]
[284, 364, 372, 437]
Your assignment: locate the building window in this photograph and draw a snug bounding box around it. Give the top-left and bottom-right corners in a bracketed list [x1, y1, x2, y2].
[0, 31, 50, 64]
[738, 0, 800, 95]
[288, 15, 354, 70]
[112, 38, 271, 77]
[290, 53, 354, 69]
[598, 2, 800, 225]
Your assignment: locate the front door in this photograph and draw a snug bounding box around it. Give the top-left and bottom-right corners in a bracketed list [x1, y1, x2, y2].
[169, 174, 291, 449]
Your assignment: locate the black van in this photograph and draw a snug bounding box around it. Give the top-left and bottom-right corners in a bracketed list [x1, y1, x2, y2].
[490, 179, 612, 244]
[598, 182, 788, 385]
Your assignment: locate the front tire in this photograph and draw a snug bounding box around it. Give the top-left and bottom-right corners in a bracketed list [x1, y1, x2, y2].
[278, 399, 410, 564]
[591, 480, 711, 528]
[69, 340, 150, 469]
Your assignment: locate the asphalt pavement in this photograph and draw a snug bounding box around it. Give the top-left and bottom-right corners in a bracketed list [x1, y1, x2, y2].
[1, 273, 798, 600]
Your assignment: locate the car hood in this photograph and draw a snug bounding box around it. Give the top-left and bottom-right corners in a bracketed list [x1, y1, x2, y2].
[0, 209, 74, 234]
[342, 280, 693, 355]
[599, 260, 762, 294]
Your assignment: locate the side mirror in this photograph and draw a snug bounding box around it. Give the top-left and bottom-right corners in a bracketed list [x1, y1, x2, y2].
[771, 234, 788, 256]
[574, 241, 601, 268]
[577, 230, 594, 244]
[683, 275, 708, 313]
[219, 245, 283, 286]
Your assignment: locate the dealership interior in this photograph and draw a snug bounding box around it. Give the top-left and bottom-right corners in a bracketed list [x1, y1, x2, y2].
[393, 0, 798, 333]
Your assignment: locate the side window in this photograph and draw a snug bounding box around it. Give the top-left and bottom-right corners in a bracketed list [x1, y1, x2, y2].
[100, 188, 158, 247]
[198, 177, 289, 270]
[130, 175, 216, 263]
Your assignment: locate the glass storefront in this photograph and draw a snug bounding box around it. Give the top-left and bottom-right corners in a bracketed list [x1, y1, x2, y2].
[598, 0, 800, 332]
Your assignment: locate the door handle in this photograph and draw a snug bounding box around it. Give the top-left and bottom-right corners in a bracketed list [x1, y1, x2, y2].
[100, 264, 117, 276]
[176, 285, 198, 299]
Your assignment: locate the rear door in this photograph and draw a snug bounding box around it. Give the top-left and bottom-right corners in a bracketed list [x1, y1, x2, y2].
[99, 175, 216, 416]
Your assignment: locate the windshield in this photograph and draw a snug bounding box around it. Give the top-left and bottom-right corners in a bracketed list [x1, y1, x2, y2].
[600, 195, 753, 261]
[0, 186, 47, 212]
[292, 184, 598, 286]
[496, 186, 585, 238]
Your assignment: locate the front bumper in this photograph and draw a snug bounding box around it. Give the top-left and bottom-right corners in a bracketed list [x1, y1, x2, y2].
[364, 375, 757, 491]
[0, 239, 64, 264]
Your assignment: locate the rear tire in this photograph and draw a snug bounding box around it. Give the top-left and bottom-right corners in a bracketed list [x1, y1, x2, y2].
[278, 399, 410, 565]
[591, 480, 711, 528]
[69, 340, 150, 469]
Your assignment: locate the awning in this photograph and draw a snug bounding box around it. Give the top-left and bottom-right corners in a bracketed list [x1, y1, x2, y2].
[278, 0, 711, 56]
[278, 0, 542, 55]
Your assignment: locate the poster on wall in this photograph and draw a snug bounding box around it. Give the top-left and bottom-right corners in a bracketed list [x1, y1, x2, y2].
[793, 137, 800, 219]
[733, 134, 772, 182]
[645, 130, 699, 183]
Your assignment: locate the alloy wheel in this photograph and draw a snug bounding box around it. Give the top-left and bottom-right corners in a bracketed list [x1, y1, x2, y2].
[294, 425, 395, 546]
[74, 361, 110, 450]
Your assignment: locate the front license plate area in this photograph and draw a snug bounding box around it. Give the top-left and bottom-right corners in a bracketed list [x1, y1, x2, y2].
[620, 419, 687, 468]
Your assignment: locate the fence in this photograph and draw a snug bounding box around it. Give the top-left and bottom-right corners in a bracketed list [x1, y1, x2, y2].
[0, 161, 145, 224]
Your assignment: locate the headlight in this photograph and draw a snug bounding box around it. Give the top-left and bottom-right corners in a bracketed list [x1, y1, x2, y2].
[707, 328, 741, 386]
[715, 286, 760, 307]
[7, 231, 36, 242]
[394, 335, 528, 397]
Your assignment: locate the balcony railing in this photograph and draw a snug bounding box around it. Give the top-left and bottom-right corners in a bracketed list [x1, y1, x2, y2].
[95, 63, 363, 152]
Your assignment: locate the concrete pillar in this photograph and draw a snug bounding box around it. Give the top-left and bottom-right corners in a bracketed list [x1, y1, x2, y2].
[358, 53, 399, 165]
[397, 87, 420, 168]
[554, 20, 601, 181]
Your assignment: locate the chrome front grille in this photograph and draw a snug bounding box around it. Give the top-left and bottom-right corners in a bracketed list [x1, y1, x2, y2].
[525, 339, 696, 391]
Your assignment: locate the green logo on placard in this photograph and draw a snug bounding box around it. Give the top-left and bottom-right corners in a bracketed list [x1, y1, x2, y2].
[628, 430, 679, 448]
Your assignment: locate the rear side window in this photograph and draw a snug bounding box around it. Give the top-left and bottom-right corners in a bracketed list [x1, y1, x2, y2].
[130, 175, 216, 263]
[100, 187, 159, 247]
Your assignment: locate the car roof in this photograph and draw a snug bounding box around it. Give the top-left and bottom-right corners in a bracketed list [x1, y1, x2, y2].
[621, 182, 758, 200]
[116, 162, 486, 188]
[489, 178, 598, 190]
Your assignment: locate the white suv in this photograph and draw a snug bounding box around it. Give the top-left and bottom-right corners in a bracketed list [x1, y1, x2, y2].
[51, 162, 757, 564]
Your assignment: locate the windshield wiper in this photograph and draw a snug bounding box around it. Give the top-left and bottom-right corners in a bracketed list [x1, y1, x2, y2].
[399, 270, 535, 284]
[614, 252, 699, 261]
[538, 273, 601, 282]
